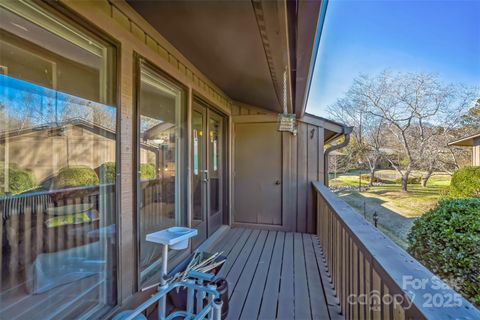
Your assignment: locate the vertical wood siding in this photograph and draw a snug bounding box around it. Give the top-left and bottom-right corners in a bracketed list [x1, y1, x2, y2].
[293, 122, 324, 233]
[232, 107, 325, 233]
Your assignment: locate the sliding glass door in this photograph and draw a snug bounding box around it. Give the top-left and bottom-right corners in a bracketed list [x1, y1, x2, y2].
[0, 1, 117, 318]
[191, 100, 225, 247]
[136, 61, 186, 285]
[192, 104, 208, 246]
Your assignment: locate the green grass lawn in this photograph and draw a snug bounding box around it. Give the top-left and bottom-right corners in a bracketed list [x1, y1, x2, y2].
[329, 169, 451, 249]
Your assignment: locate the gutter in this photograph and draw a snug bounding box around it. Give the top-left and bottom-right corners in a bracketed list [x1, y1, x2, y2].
[323, 126, 353, 186]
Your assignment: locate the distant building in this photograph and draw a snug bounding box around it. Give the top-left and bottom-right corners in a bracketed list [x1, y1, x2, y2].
[0, 118, 158, 184]
[448, 132, 480, 166]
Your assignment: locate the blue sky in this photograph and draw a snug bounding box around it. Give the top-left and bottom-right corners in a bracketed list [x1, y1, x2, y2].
[0, 74, 116, 130]
[306, 0, 480, 117]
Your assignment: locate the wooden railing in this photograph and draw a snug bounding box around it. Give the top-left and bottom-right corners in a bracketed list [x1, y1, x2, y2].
[0, 184, 115, 291]
[313, 181, 480, 320]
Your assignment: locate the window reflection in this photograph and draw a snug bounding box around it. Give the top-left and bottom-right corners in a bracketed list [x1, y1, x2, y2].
[192, 110, 204, 225]
[0, 2, 116, 318]
[209, 118, 221, 215]
[138, 64, 185, 284]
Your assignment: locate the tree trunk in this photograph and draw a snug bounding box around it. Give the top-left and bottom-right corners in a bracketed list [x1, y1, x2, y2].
[421, 169, 434, 188]
[368, 168, 376, 187]
[401, 172, 409, 192]
[401, 177, 408, 192]
[420, 177, 427, 188]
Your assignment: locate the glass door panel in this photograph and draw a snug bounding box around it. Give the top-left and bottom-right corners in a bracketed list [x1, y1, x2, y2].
[191, 105, 207, 248]
[190, 101, 225, 240]
[207, 113, 223, 235]
[137, 63, 186, 284]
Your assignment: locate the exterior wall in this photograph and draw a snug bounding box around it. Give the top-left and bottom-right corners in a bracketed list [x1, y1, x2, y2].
[58, 0, 237, 306]
[231, 106, 326, 233]
[0, 126, 153, 184]
[473, 138, 480, 166]
[1, 127, 116, 183]
[19, 0, 334, 313]
[293, 120, 325, 233]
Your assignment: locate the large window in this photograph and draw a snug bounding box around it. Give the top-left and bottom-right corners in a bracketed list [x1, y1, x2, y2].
[137, 62, 186, 285]
[0, 1, 117, 318]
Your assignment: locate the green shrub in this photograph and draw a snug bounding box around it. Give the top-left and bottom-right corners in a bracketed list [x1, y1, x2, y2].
[408, 198, 480, 306]
[360, 173, 386, 183]
[98, 162, 116, 184]
[97, 162, 156, 183]
[395, 176, 421, 184]
[449, 166, 480, 198]
[0, 166, 36, 195]
[54, 166, 99, 188]
[140, 163, 156, 180]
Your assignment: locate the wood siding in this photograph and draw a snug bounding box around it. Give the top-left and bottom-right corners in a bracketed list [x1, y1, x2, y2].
[59, 0, 237, 305]
[34, 1, 334, 313]
[232, 107, 326, 233]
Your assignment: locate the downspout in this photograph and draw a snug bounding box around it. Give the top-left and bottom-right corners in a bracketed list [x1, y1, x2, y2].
[323, 126, 353, 186]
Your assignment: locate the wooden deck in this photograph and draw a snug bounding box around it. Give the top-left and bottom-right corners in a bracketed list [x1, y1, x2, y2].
[207, 227, 343, 320]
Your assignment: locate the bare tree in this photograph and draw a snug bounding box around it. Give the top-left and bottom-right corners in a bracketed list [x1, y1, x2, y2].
[460, 98, 480, 134]
[341, 71, 475, 191]
[328, 96, 386, 186]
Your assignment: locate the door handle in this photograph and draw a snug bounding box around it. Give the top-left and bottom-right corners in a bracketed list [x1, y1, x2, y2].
[203, 170, 209, 183]
[275, 180, 281, 185]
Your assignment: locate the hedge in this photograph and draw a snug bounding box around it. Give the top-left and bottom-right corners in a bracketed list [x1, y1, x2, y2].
[0, 166, 36, 195]
[53, 166, 100, 188]
[359, 173, 387, 183]
[98, 162, 116, 184]
[140, 163, 156, 180]
[96, 162, 156, 182]
[450, 166, 480, 198]
[408, 198, 480, 306]
[395, 176, 421, 184]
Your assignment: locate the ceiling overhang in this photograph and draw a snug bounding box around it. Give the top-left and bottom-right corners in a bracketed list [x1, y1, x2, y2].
[127, 0, 326, 115]
[448, 133, 480, 147]
[293, 0, 328, 118]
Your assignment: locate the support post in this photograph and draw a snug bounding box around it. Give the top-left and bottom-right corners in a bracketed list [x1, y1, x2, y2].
[186, 279, 195, 315]
[196, 279, 204, 313]
[158, 244, 169, 320]
[213, 298, 223, 320]
[207, 284, 216, 319]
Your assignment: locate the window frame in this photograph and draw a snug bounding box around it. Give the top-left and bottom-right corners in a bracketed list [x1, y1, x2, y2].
[0, 1, 121, 318]
[133, 55, 189, 288]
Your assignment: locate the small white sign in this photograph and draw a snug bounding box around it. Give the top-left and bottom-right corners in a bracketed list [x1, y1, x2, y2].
[278, 113, 297, 134]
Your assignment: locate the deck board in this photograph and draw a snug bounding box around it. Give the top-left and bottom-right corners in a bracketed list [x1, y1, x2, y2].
[258, 231, 285, 320]
[304, 233, 330, 319]
[210, 227, 243, 255]
[216, 229, 252, 279]
[277, 232, 294, 320]
[224, 229, 261, 296]
[207, 228, 337, 320]
[312, 234, 344, 320]
[294, 232, 311, 320]
[0, 275, 101, 320]
[227, 230, 268, 319]
[240, 231, 276, 320]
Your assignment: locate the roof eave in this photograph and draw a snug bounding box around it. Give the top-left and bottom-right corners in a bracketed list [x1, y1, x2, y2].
[294, 0, 329, 118]
[448, 132, 480, 147]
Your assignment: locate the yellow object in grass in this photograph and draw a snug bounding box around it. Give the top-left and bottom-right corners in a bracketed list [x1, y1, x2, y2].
[46, 210, 99, 228]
